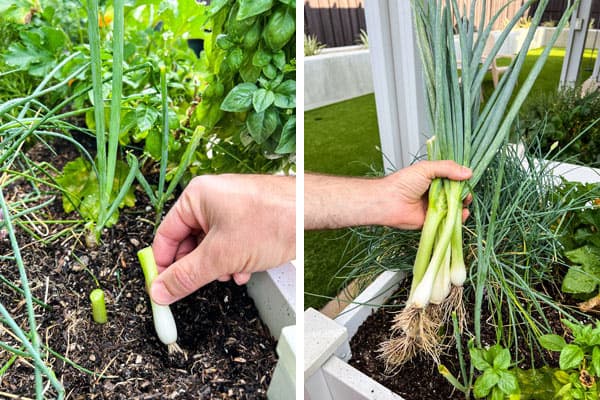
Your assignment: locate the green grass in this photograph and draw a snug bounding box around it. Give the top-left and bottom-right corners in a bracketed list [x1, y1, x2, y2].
[484, 47, 598, 103]
[303, 47, 599, 310]
[304, 94, 383, 175]
[304, 94, 383, 310]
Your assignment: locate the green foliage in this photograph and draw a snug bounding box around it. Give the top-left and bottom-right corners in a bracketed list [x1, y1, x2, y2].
[56, 157, 135, 228]
[357, 29, 368, 48]
[193, 0, 296, 173]
[4, 25, 68, 77]
[470, 342, 520, 399]
[519, 88, 600, 166]
[304, 34, 325, 56]
[561, 246, 600, 295]
[512, 367, 557, 399]
[539, 320, 600, 399]
[555, 181, 600, 297]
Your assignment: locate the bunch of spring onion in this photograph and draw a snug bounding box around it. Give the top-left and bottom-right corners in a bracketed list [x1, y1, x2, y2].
[380, 0, 576, 370]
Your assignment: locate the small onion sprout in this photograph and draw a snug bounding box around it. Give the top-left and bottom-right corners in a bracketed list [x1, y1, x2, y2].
[137, 247, 184, 356]
[89, 288, 107, 324]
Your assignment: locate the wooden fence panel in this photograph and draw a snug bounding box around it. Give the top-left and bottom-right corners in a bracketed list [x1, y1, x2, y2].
[304, 0, 366, 47]
[304, 0, 599, 49]
[536, 0, 600, 28]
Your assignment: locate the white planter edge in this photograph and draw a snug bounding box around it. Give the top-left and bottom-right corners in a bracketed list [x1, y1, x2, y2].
[246, 262, 296, 400]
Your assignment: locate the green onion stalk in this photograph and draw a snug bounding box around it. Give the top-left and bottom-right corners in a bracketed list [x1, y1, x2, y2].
[380, 0, 577, 370]
[137, 247, 184, 356]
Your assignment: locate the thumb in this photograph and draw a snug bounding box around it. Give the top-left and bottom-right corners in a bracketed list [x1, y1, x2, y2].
[150, 237, 223, 305]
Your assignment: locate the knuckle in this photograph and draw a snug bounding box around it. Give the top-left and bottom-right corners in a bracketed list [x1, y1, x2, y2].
[170, 264, 200, 295]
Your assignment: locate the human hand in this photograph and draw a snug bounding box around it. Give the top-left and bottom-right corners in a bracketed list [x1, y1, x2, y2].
[150, 174, 295, 305]
[381, 160, 472, 229]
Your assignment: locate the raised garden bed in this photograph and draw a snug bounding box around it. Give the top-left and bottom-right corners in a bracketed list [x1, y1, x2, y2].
[304, 161, 600, 399]
[0, 142, 296, 398]
[1, 0, 296, 398]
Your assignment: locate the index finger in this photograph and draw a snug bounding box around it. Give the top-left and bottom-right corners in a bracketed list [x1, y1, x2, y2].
[152, 196, 205, 272]
[420, 160, 472, 181]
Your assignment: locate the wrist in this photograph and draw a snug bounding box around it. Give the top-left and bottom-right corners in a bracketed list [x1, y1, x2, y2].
[305, 174, 393, 229]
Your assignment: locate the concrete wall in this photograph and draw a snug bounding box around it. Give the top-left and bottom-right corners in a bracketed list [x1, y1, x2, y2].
[304, 46, 373, 111]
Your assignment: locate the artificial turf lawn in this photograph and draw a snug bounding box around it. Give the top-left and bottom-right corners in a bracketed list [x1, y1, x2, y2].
[483, 47, 597, 103]
[304, 47, 598, 310]
[304, 94, 382, 310]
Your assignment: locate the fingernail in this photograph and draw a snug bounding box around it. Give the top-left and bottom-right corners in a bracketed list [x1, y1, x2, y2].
[151, 280, 174, 305]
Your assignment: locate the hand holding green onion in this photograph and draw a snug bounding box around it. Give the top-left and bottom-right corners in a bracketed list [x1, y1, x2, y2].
[379, 0, 577, 370]
[149, 174, 296, 305]
[304, 161, 472, 231]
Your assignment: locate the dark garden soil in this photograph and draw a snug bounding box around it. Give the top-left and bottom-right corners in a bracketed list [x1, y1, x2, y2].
[348, 284, 587, 400]
[0, 142, 277, 399]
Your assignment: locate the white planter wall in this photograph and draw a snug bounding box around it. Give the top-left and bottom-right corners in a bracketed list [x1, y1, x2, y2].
[304, 47, 373, 111]
[304, 163, 600, 399]
[245, 262, 296, 399]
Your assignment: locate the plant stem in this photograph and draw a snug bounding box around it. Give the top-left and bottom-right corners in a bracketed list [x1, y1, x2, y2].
[90, 289, 108, 324]
[85, 0, 107, 236]
[0, 190, 45, 399]
[158, 65, 169, 203]
[103, 0, 125, 222]
[409, 179, 446, 299]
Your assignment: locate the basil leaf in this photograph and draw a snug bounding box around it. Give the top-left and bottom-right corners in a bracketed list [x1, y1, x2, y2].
[263, 63, 277, 79]
[274, 79, 295, 108]
[539, 334, 567, 352]
[208, 0, 230, 16]
[238, 0, 273, 20]
[220, 83, 257, 112]
[247, 108, 278, 143]
[275, 116, 295, 154]
[559, 344, 584, 370]
[492, 348, 510, 370]
[252, 49, 271, 67]
[252, 88, 275, 113]
[473, 369, 500, 398]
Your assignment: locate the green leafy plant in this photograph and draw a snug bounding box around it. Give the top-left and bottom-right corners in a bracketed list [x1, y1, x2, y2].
[470, 342, 520, 400]
[519, 88, 600, 166]
[191, 0, 296, 175]
[553, 181, 600, 298]
[61, 0, 138, 245]
[135, 65, 207, 227]
[357, 29, 368, 48]
[540, 319, 600, 399]
[304, 33, 325, 56]
[0, 188, 64, 398]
